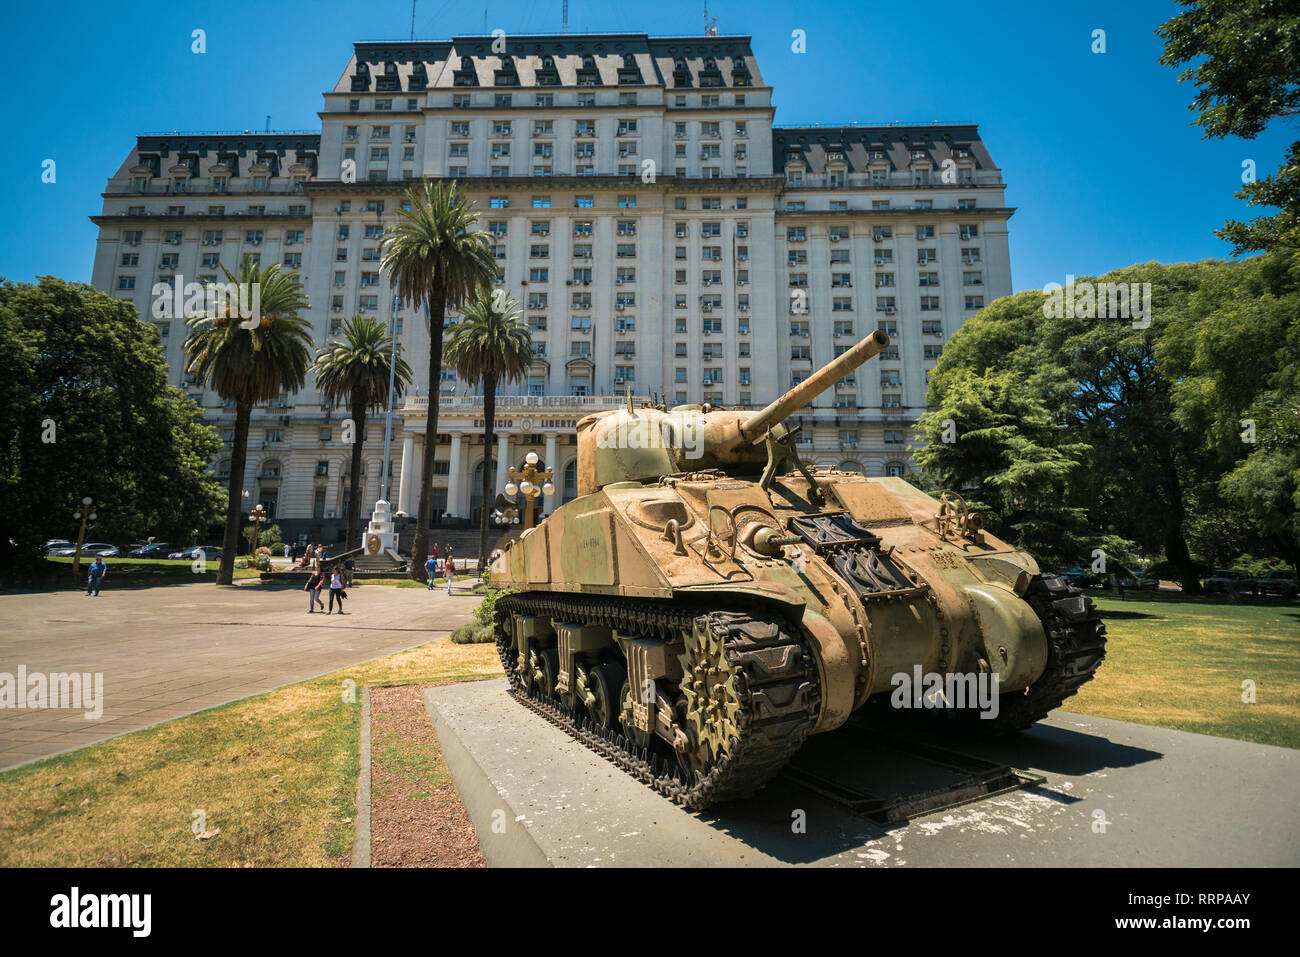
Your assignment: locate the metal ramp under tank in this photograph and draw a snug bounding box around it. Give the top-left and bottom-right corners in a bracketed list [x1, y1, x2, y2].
[782, 714, 1045, 827]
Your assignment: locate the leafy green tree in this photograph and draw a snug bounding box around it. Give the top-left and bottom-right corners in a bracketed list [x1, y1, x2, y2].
[310, 314, 413, 549]
[0, 277, 223, 579]
[1162, 250, 1300, 570]
[381, 180, 497, 579]
[1159, 0, 1300, 252]
[443, 289, 534, 573]
[182, 258, 313, 585]
[914, 367, 1095, 562]
[918, 266, 1217, 590]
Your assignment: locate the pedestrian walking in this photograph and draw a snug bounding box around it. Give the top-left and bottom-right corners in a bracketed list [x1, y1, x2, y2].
[86, 557, 107, 597]
[283, 543, 291, 561]
[305, 567, 325, 612]
[327, 568, 347, 614]
[425, 554, 438, 589]
[445, 547, 455, 594]
[343, 554, 355, 587]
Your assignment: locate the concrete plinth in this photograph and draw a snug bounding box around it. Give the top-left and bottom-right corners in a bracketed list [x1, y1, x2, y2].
[424, 679, 1300, 868]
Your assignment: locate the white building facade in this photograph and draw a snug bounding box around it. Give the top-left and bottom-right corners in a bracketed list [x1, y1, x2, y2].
[90, 32, 1012, 544]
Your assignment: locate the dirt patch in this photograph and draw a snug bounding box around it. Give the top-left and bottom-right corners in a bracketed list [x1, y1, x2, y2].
[367, 683, 485, 868]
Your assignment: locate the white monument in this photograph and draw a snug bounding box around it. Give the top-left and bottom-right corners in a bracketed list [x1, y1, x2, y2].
[362, 499, 398, 555]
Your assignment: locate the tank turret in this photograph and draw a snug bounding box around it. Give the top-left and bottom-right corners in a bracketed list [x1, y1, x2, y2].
[575, 330, 891, 495]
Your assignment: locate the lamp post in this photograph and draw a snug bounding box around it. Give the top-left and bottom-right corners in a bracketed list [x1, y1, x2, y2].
[379, 290, 400, 504]
[503, 451, 555, 532]
[249, 503, 268, 554]
[490, 493, 520, 560]
[71, 496, 96, 579]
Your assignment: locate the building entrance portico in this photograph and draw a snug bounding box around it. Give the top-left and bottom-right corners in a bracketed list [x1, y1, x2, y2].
[393, 392, 634, 527]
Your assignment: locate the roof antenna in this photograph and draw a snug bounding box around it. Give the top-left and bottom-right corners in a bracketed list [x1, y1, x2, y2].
[265, 114, 271, 132]
[704, 1, 717, 36]
[410, 0, 416, 40]
[562, 0, 568, 34]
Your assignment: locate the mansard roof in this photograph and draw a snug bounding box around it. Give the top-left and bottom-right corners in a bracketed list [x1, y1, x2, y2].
[331, 33, 764, 94]
[772, 124, 997, 173]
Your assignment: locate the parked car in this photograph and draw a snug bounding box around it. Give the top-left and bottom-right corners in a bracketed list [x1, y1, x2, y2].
[1060, 565, 1103, 589]
[1107, 568, 1159, 591]
[42, 539, 72, 555]
[168, 545, 223, 561]
[50, 542, 119, 557]
[128, 542, 173, 558]
[1257, 570, 1298, 599]
[1202, 568, 1257, 595]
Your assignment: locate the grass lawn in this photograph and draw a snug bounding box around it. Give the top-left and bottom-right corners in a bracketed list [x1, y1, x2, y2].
[45, 556, 261, 583]
[1063, 597, 1300, 749]
[0, 640, 501, 867]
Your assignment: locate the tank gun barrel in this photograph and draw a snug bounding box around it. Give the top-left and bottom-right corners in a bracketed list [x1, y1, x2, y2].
[742, 330, 891, 438]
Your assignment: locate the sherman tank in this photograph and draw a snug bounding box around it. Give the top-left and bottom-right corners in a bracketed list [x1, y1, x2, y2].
[489, 331, 1106, 809]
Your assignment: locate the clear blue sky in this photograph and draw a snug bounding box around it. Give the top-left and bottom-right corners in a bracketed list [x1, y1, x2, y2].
[0, 0, 1290, 292]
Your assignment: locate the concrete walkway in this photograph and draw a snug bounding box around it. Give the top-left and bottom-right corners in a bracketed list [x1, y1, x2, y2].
[0, 580, 480, 770]
[426, 679, 1300, 867]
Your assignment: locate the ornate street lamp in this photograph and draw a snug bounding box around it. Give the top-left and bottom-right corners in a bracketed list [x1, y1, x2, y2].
[249, 503, 268, 553]
[503, 451, 554, 532]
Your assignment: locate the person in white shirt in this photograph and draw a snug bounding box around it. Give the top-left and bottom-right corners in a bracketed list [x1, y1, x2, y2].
[327, 568, 347, 615]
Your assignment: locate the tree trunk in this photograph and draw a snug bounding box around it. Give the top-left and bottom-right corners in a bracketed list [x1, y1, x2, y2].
[478, 374, 497, 576]
[1157, 458, 1200, 594]
[410, 288, 445, 581]
[217, 402, 251, 586]
[347, 393, 367, 552]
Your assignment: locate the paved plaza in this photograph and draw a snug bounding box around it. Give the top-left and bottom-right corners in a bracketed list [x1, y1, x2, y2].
[0, 580, 479, 770]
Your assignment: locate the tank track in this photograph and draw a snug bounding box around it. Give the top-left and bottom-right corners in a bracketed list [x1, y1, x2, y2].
[974, 572, 1108, 732]
[494, 593, 819, 809]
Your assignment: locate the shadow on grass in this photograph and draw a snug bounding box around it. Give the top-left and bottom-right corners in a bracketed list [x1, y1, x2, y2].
[1097, 610, 1162, 620]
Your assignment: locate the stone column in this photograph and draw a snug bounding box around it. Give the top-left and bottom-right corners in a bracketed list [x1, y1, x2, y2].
[543, 432, 558, 515]
[404, 435, 424, 517]
[496, 433, 511, 497]
[446, 432, 464, 518]
[396, 434, 416, 514]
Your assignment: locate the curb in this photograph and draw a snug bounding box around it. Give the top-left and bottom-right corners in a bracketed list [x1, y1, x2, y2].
[351, 686, 371, 868]
[422, 686, 550, 868]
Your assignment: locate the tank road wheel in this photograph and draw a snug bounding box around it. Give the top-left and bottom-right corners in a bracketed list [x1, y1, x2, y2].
[585, 662, 626, 733]
[538, 647, 560, 701]
[677, 617, 742, 774]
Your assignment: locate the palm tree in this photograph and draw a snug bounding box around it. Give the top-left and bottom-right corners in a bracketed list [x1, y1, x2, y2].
[444, 289, 534, 573]
[310, 314, 413, 551]
[381, 180, 497, 580]
[183, 257, 313, 585]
